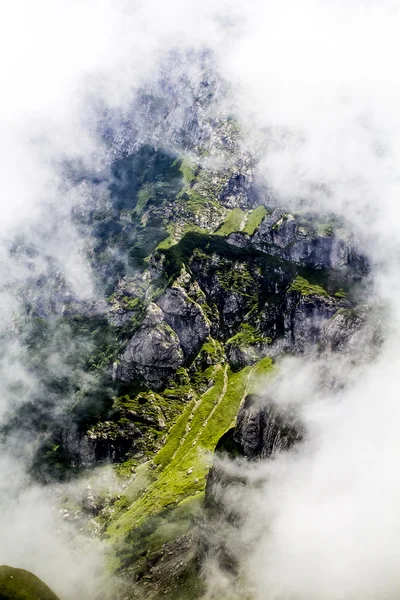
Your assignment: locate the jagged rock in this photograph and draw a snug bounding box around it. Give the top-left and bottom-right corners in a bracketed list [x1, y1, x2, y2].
[251, 209, 357, 269]
[321, 306, 383, 358]
[60, 426, 96, 466]
[227, 208, 367, 276]
[284, 293, 346, 353]
[226, 344, 264, 369]
[219, 157, 258, 209]
[115, 303, 184, 389]
[157, 286, 210, 357]
[234, 394, 302, 459]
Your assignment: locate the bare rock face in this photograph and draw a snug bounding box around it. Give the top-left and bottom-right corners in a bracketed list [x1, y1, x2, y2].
[115, 303, 184, 389]
[234, 394, 303, 459]
[321, 306, 383, 359]
[226, 343, 265, 370]
[157, 286, 210, 358]
[284, 293, 345, 353]
[251, 209, 362, 270]
[227, 208, 367, 276]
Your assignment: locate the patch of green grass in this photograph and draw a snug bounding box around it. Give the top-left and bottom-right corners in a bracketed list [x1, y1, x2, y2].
[133, 185, 153, 215]
[119, 296, 142, 311]
[243, 205, 267, 235]
[226, 324, 270, 349]
[106, 361, 259, 544]
[198, 366, 252, 446]
[247, 357, 274, 394]
[106, 368, 225, 538]
[171, 366, 226, 465]
[157, 235, 174, 250]
[184, 191, 224, 219]
[178, 158, 197, 186]
[289, 275, 329, 298]
[334, 288, 347, 298]
[214, 208, 246, 236]
[154, 399, 196, 470]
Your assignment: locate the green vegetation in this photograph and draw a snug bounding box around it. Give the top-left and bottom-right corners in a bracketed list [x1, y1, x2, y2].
[247, 357, 274, 394]
[178, 158, 197, 186]
[133, 185, 152, 215]
[0, 566, 60, 600]
[190, 338, 226, 377]
[156, 235, 174, 250]
[318, 223, 334, 237]
[243, 205, 267, 235]
[153, 399, 197, 470]
[214, 208, 246, 236]
[226, 324, 270, 349]
[216, 262, 255, 296]
[289, 275, 329, 298]
[106, 357, 274, 575]
[334, 288, 347, 298]
[197, 338, 224, 361]
[117, 494, 204, 567]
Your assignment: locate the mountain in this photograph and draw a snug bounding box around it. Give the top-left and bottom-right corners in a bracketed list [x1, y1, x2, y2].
[0, 67, 380, 600]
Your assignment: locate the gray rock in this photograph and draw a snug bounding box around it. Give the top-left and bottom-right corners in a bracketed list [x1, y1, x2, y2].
[234, 394, 303, 459]
[321, 306, 383, 358]
[226, 344, 264, 369]
[284, 294, 344, 353]
[115, 303, 184, 389]
[157, 286, 210, 357]
[227, 208, 367, 272]
[59, 427, 96, 467]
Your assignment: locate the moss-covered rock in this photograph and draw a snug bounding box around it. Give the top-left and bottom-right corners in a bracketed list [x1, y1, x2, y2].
[0, 566, 59, 600]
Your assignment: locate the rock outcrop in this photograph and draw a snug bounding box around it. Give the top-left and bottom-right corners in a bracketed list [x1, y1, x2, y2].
[157, 286, 210, 358]
[115, 303, 184, 389]
[233, 393, 303, 459]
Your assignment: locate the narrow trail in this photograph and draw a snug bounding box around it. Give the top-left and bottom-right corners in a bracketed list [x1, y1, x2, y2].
[168, 364, 220, 464]
[191, 363, 229, 448]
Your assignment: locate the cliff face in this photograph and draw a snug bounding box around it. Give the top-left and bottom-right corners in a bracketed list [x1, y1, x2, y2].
[0, 69, 378, 599]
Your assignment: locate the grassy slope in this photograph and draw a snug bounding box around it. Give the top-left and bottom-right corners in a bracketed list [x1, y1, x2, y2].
[107, 358, 274, 572]
[243, 206, 267, 235]
[214, 208, 246, 236]
[289, 275, 329, 297]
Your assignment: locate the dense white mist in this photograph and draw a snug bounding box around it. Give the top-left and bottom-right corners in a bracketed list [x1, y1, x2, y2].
[2, 0, 400, 598]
